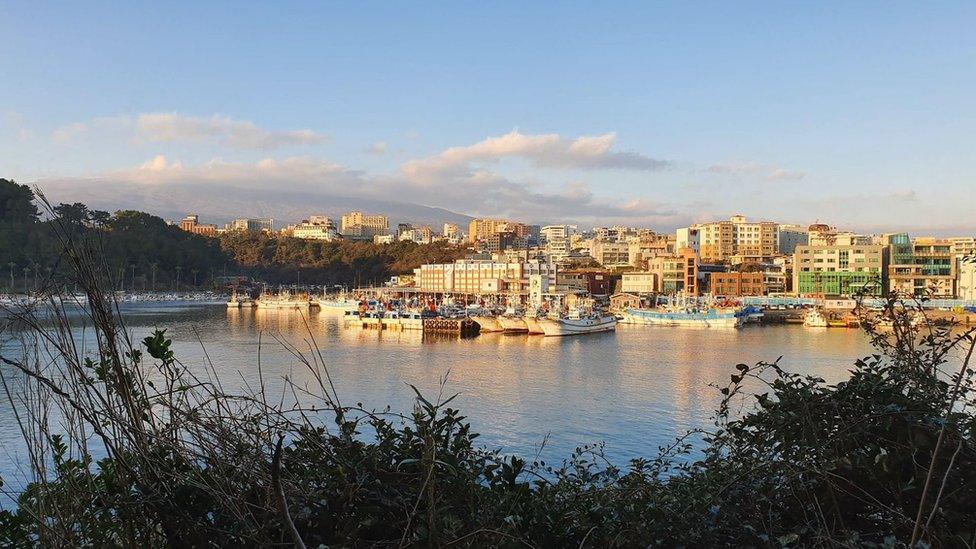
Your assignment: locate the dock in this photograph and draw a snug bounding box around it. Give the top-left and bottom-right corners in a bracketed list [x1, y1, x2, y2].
[423, 318, 480, 337]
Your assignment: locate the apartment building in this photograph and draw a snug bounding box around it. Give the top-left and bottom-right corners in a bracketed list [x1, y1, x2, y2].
[648, 247, 699, 295]
[793, 243, 887, 297]
[621, 271, 657, 295]
[883, 234, 956, 298]
[590, 240, 631, 268]
[540, 225, 575, 260]
[291, 216, 339, 241]
[414, 259, 556, 295]
[959, 257, 976, 301]
[178, 214, 218, 237]
[443, 223, 460, 243]
[709, 271, 765, 297]
[777, 224, 809, 255]
[225, 218, 274, 232]
[690, 215, 778, 263]
[340, 211, 389, 240]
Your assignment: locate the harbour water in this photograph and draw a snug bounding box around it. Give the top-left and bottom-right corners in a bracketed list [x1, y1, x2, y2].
[0, 302, 875, 498]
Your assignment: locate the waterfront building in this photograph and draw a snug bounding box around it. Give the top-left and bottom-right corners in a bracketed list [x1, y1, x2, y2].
[686, 215, 778, 263]
[557, 269, 618, 297]
[341, 211, 389, 240]
[793, 240, 887, 297]
[883, 234, 956, 298]
[179, 214, 218, 237]
[959, 257, 976, 301]
[709, 271, 765, 297]
[291, 217, 339, 241]
[648, 247, 699, 295]
[373, 234, 395, 244]
[621, 272, 657, 295]
[414, 259, 557, 296]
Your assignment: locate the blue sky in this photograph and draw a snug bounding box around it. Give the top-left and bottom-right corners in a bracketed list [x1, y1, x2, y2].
[1, 1, 974, 233]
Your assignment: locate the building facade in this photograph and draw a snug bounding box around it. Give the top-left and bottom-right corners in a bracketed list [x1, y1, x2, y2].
[793, 243, 887, 297]
[179, 214, 218, 237]
[414, 259, 556, 295]
[709, 271, 765, 297]
[341, 211, 389, 240]
[690, 215, 778, 263]
[884, 235, 956, 298]
[621, 272, 657, 295]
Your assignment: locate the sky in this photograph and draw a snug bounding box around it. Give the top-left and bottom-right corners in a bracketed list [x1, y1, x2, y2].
[1, 1, 974, 234]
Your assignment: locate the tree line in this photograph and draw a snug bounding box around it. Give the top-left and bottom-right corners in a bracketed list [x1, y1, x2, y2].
[0, 178, 464, 292]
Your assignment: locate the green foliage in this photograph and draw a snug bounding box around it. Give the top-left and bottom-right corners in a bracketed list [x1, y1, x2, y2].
[3, 325, 974, 546]
[218, 231, 465, 286]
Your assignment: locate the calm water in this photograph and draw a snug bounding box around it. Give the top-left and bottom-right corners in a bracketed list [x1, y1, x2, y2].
[1, 303, 875, 498]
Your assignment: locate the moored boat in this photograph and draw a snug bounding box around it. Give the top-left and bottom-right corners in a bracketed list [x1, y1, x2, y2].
[471, 315, 503, 333]
[802, 308, 829, 328]
[621, 307, 742, 328]
[538, 309, 617, 336]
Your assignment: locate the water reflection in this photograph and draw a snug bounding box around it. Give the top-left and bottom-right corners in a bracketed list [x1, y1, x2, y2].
[2, 304, 876, 493]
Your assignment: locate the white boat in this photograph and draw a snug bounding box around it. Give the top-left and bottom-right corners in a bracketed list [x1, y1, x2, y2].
[803, 308, 829, 328]
[256, 290, 315, 310]
[523, 311, 546, 335]
[538, 309, 617, 337]
[471, 315, 503, 333]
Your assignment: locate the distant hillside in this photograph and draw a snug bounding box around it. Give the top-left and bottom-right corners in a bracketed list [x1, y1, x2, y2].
[36, 179, 473, 229]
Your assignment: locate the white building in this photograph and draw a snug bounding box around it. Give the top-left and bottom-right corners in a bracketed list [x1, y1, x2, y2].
[958, 257, 976, 301]
[291, 217, 338, 241]
[777, 224, 809, 255]
[621, 272, 657, 294]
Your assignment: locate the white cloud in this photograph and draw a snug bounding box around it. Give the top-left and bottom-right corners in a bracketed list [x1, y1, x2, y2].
[52, 112, 327, 150]
[767, 168, 806, 181]
[708, 161, 806, 181]
[366, 141, 388, 155]
[401, 129, 670, 183]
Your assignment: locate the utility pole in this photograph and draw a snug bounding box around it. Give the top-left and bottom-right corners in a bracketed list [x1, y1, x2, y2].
[130, 264, 136, 292]
[8, 262, 14, 292]
[150, 262, 158, 292]
[175, 265, 182, 292]
[23, 265, 30, 293]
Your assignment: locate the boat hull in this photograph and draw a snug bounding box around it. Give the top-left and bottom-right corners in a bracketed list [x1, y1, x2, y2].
[539, 316, 617, 336]
[523, 316, 545, 334]
[498, 316, 528, 332]
[471, 316, 503, 332]
[622, 309, 742, 328]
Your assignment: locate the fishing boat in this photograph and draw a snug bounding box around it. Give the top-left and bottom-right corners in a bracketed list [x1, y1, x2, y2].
[523, 309, 546, 335]
[316, 291, 360, 311]
[497, 306, 528, 332]
[255, 289, 316, 310]
[226, 289, 256, 308]
[538, 308, 617, 337]
[471, 315, 504, 333]
[802, 308, 829, 328]
[621, 293, 743, 328]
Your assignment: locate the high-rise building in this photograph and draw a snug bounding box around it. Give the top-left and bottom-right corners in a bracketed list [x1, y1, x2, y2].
[685, 215, 778, 263]
[777, 224, 809, 255]
[341, 211, 389, 240]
